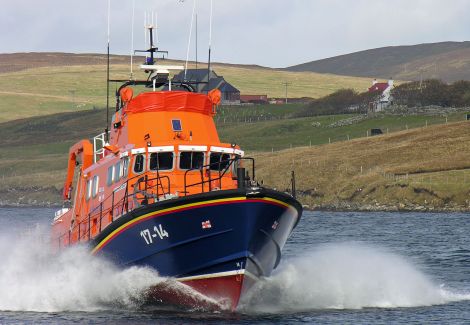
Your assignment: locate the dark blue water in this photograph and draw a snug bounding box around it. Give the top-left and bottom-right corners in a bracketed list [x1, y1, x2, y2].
[0, 208, 468, 324]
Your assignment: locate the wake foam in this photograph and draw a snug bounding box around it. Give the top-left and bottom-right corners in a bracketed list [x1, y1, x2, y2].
[240, 242, 470, 313]
[0, 225, 225, 313]
[0, 225, 468, 314]
[0, 226, 166, 312]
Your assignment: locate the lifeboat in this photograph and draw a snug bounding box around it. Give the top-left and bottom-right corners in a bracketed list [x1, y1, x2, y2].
[51, 24, 302, 311]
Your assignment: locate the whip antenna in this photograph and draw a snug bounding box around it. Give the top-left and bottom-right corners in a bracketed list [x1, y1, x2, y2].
[184, 0, 197, 80]
[207, 0, 213, 92]
[130, 0, 136, 79]
[105, 0, 111, 143]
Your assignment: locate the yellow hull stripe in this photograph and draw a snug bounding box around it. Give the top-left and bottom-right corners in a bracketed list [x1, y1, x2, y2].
[91, 196, 292, 254]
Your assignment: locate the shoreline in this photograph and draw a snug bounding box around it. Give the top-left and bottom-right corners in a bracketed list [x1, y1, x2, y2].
[1, 200, 468, 213]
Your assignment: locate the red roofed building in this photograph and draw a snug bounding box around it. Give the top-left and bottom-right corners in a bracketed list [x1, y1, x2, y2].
[240, 94, 268, 104]
[368, 81, 389, 93]
[368, 78, 394, 112]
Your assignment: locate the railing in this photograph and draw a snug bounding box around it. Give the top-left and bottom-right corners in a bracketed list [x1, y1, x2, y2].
[56, 157, 257, 249]
[183, 157, 256, 196]
[56, 171, 172, 249]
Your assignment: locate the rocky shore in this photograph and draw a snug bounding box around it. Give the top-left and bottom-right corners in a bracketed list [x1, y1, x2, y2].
[1, 190, 468, 213]
[309, 201, 470, 213]
[0, 186, 62, 208]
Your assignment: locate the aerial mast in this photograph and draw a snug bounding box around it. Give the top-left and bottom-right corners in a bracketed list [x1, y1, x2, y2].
[105, 0, 111, 143]
[207, 0, 213, 93]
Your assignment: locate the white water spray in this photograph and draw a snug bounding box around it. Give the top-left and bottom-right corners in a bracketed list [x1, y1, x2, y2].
[0, 224, 224, 313]
[0, 225, 467, 314]
[0, 227, 165, 312]
[240, 242, 470, 313]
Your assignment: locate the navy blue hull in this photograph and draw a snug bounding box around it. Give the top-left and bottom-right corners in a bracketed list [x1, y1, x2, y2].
[91, 188, 301, 306]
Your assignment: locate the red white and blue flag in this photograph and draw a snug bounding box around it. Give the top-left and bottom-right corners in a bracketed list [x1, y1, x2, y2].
[202, 220, 212, 229]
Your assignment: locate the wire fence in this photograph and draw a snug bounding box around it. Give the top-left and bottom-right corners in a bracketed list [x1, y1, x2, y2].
[258, 154, 470, 191]
[234, 114, 470, 152]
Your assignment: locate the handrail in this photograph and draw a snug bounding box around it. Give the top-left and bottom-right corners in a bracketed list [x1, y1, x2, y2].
[183, 158, 233, 195]
[183, 157, 256, 196]
[57, 157, 256, 247]
[57, 170, 172, 247]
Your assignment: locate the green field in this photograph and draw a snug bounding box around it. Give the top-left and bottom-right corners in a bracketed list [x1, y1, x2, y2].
[0, 105, 469, 209]
[254, 120, 470, 211]
[0, 53, 467, 209]
[0, 54, 375, 123]
[217, 109, 468, 151]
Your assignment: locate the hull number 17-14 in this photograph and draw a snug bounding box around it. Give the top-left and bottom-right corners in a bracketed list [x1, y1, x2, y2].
[140, 224, 169, 245]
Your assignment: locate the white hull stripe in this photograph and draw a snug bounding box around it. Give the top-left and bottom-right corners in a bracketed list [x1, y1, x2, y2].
[177, 269, 259, 282]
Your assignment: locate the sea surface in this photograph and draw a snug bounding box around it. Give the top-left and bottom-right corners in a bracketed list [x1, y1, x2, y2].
[0, 208, 468, 324]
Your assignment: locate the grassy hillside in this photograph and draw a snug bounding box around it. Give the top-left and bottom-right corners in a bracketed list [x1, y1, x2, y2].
[0, 107, 469, 210]
[287, 41, 470, 82]
[0, 53, 374, 123]
[255, 121, 470, 211]
[217, 110, 468, 151]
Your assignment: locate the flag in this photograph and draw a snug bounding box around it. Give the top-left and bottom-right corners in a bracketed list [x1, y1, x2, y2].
[202, 220, 212, 229]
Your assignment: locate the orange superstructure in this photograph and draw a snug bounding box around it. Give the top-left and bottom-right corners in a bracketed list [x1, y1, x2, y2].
[52, 88, 245, 247]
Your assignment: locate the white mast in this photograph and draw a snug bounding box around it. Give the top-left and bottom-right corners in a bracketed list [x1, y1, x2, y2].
[130, 0, 136, 79]
[184, 0, 197, 80]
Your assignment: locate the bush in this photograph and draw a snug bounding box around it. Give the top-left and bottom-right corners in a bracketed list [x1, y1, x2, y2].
[295, 89, 379, 117]
[392, 79, 470, 107]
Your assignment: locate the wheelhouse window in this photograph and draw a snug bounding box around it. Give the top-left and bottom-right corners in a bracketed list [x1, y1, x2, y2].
[179, 151, 204, 170]
[107, 166, 114, 186]
[232, 155, 242, 173]
[86, 179, 92, 200]
[133, 154, 145, 173]
[92, 175, 99, 198]
[114, 161, 121, 181]
[121, 157, 130, 177]
[209, 153, 231, 171]
[150, 152, 174, 171]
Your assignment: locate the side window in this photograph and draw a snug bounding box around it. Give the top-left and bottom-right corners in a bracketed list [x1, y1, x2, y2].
[232, 155, 241, 173]
[107, 166, 114, 186]
[150, 152, 174, 171]
[121, 157, 129, 177]
[114, 161, 121, 181]
[133, 154, 145, 173]
[179, 151, 204, 170]
[86, 179, 92, 200]
[209, 153, 231, 171]
[92, 175, 99, 198]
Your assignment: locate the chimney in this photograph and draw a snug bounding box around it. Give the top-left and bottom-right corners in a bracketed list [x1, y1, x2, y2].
[372, 78, 377, 86]
[388, 78, 394, 87]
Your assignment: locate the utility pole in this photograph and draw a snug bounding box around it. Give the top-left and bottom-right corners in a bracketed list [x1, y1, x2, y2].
[282, 82, 290, 104]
